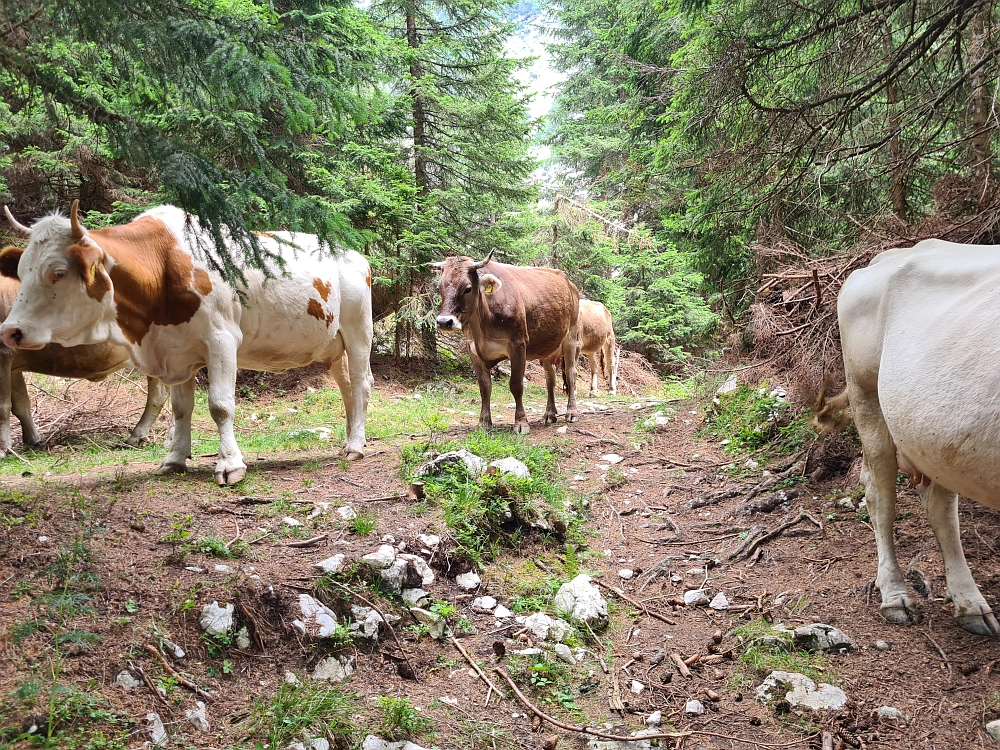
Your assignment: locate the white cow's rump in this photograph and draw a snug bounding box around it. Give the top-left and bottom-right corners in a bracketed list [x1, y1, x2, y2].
[818, 238, 1000, 635]
[0, 202, 373, 485]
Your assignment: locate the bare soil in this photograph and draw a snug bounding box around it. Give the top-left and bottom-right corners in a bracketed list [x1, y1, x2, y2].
[2, 358, 999, 750]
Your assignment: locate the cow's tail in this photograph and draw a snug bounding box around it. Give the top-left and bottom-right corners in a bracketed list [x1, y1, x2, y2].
[811, 374, 852, 433]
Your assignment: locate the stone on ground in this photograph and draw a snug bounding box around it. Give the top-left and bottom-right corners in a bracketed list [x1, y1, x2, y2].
[472, 596, 497, 612]
[398, 554, 435, 586]
[199, 601, 234, 637]
[587, 728, 661, 750]
[415, 449, 486, 477]
[312, 654, 356, 682]
[756, 671, 847, 712]
[683, 589, 710, 607]
[314, 554, 346, 574]
[522, 612, 573, 642]
[553, 574, 608, 624]
[349, 605, 401, 640]
[361, 545, 397, 570]
[493, 604, 513, 618]
[410, 607, 447, 639]
[185, 701, 209, 732]
[402, 588, 430, 607]
[147, 713, 168, 746]
[455, 570, 481, 591]
[489, 457, 531, 478]
[114, 670, 141, 690]
[793, 623, 856, 653]
[986, 719, 1000, 743]
[709, 592, 729, 610]
[554, 643, 576, 664]
[685, 699, 705, 715]
[336, 505, 357, 520]
[362, 736, 430, 750]
[292, 594, 339, 639]
[876, 706, 908, 722]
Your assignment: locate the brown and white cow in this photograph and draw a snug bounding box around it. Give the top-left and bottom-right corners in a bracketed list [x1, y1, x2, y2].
[0, 201, 373, 485]
[432, 251, 581, 433]
[816, 238, 1000, 636]
[574, 299, 618, 396]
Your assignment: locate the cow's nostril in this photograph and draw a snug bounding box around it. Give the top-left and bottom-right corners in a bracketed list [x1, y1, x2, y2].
[12, 330, 22, 345]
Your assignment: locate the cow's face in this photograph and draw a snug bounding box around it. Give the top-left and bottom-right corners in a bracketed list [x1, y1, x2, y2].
[0, 202, 114, 350]
[432, 253, 501, 331]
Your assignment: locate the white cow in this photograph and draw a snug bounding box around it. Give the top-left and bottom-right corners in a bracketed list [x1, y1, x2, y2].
[816, 239, 1000, 636]
[0, 201, 373, 485]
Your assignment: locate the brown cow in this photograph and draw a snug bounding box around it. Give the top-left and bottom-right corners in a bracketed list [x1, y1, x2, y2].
[0, 275, 168, 454]
[432, 251, 581, 433]
[574, 299, 618, 396]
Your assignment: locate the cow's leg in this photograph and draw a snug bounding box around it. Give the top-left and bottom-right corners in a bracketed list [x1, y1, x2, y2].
[918, 482, 1000, 636]
[125, 377, 169, 447]
[327, 353, 356, 448]
[158, 376, 196, 475]
[852, 392, 919, 624]
[471, 350, 494, 431]
[587, 353, 600, 396]
[562, 337, 580, 423]
[609, 345, 619, 396]
[0, 355, 13, 455]
[542, 356, 558, 427]
[10, 370, 40, 448]
[206, 340, 246, 486]
[510, 347, 530, 432]
[339, 325, 373, 459]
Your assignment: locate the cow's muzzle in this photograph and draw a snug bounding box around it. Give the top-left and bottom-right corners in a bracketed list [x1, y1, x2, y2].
[0, 326, 43, 350]
[436, 315, 462, 331]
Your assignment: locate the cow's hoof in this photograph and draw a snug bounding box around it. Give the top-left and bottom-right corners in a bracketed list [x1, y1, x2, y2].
[341, 447, 364, 461]
[514, 421, 531, 434]
[155, 462, 187, 476]
[880, 601, 922, 625]
[543, 413, 558, 425]
[215, 465, 247, 486]
[565, 412, 579, 423]
[124, 436, 144, 448]
[956, 607, 1000, 637]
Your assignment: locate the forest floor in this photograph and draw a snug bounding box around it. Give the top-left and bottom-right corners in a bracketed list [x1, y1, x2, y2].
[1, 355, 999, 750]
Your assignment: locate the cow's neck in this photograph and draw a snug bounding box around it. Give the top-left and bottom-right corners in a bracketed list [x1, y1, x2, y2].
[90, 218, 211, 347]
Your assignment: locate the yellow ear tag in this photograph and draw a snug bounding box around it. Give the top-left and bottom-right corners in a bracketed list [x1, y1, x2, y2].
[484, 280, 494, 294]
[90, 261, 99, 281]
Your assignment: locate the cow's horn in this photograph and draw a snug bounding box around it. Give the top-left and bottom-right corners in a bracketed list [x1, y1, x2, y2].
[69, 199, 85, 239]
[471, 249, 494, 269]
[427, 261, 445, 270]
[3, 206, 30, 237]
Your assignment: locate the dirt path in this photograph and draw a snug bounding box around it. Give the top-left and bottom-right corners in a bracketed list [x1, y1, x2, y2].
[1, 366, 999, 749]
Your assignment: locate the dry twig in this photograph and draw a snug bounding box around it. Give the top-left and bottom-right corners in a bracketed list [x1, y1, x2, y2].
[145, 644, 212, 700]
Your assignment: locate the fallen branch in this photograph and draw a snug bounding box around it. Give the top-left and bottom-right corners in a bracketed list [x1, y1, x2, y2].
[920, 628, 953, 687]
[594, 580, 676, 626]
[144, 644, 212, 700]
[320, 578, 418, 681]
[453, 637, 505, 703]
[670, 652, 692, 678]
[277, 534, 328, 548]
[730, 513, 823, 561]
[130, 661, 169, 707]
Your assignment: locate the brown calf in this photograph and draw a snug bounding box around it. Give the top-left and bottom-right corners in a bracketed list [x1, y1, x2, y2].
[432, 251, 581, 433]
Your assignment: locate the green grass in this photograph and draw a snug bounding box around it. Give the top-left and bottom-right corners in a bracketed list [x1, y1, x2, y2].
[702, 383, 816, 458]
[347, 511, 379, 535]
[376, 696, 433, 741]
[238, 682, 355, 747]
[730, 618, 835, 687]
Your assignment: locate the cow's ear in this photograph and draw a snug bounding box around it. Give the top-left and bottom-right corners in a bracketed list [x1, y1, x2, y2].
[67, 242, 112, 300]
[0, 247, 23, 280]
[479, 273, 502, 294]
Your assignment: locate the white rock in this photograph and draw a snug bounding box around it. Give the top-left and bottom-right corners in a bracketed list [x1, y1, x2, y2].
[160, 637, 185, 659]
[685, 699, 705, 715]
[683, 589, 710, 607]
[554, 643, 576, 664]
[489, 457, 531, 479]
[440, 696, 459, 706]
[308, 740, 330, 750]
[293, 594, 339, 639]
[114, 670, 141, 690]
[402, 588, 430, 607]
[199, 601, 234, 637]
[645, 710, 662, 727]
[336, 506, 358, 520]
[717, 375, 738, 394]
[282, 517, 303, 527]
[361, 736, 430, 750]
[630, 680, 645, 695]
[312, 654, 356, 682]
[836, 498, 855, 510]
[472, 596, 498, 612]
[314, 554, 346, 574]
[361, 545, 397, 570]
[986, 720, 1000, 743]
[284, 671, 300, 684]
[874, 640, 891, 651]
[398, 554, 435, 586]
[349, 605, 400, 640]
[493, 604, 513, 619]
[381, 535, 396, 544]
[618, 569, 634, 580]
[417, 534, 440, 548]
[185, 701, 210, 732]
[601, 454, 624, 464]
[709, 592, 729, 610]
[793, 623, 856, 653]
[147, 713, 168, 746]
[745, 458, 759, 470]
[756, 671, 847, 712]
[512, 647, 545, 656]
[380, 558, 413, 594]
[415, 449, 487, 477]
[876, 706, 908, 722]
[410, 608, 446, 640]
[236, 626, 252, 650]
[184, 566, 205, 573]
[523, 612, 573, 643]
[455, 570, 481, 591]
[213, 564, 232, 574]
[553, 574, 609, 624]
[556, 426, 568, 434]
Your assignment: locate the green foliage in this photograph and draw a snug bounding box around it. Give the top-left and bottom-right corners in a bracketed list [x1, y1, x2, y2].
[239, 682, 355, 747]
[732, 619, 833, 684]
[376, 696, 433, 740]
[703, 384, 815, 456]
[347, 511, 379, 536]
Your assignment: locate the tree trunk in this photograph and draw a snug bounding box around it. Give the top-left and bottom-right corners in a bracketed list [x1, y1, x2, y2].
[884, 28, 908, 222]
[407, 4, 428, 197]
[968, 8, 995, 201]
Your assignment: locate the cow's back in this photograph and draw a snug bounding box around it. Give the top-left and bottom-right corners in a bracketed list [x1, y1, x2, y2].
[579, 300, 612, 352]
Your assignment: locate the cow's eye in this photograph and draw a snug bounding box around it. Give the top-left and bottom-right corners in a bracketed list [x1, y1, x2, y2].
[463, 285, 472, 295]
[50, 268, 67, 283]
